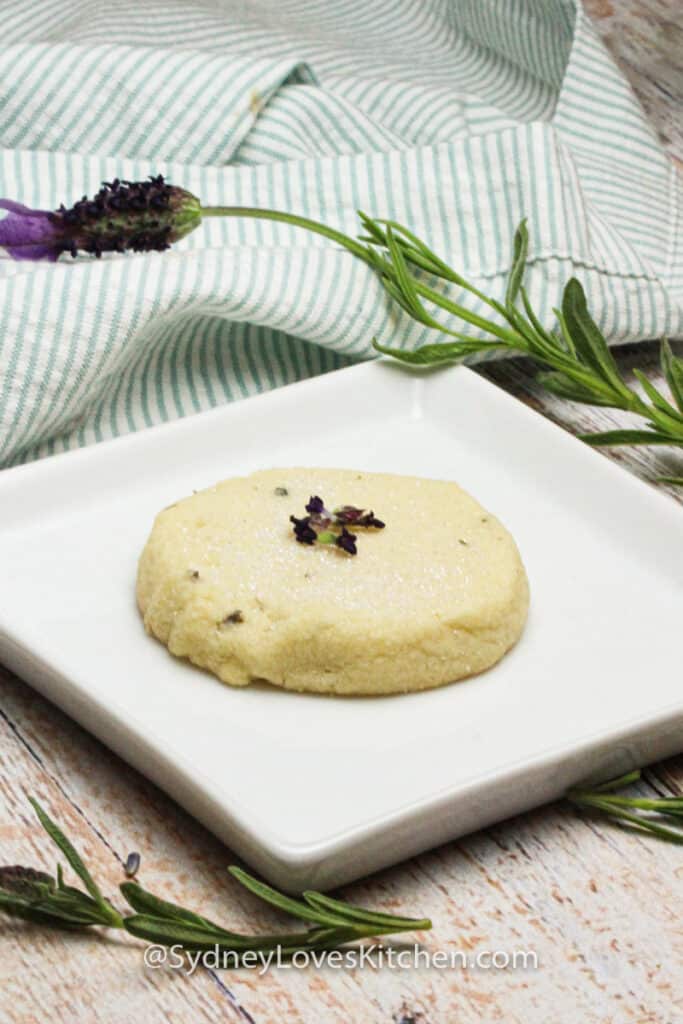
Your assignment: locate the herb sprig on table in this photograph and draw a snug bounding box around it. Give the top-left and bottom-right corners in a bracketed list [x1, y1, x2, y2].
[568, 770, 683, 845]
[0, 798, 431, 955]
[3, 775, 682, 955]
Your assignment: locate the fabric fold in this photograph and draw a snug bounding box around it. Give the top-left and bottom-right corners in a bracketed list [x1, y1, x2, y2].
[0, 45, 315, 164]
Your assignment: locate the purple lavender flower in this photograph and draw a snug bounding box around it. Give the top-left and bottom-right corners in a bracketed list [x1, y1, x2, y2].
[290, 495, 384, 554]
[0, 176, 201, 262]
[0, 864, 56, 898]
[335, 527, 358, 555]
[305, 495, 326, 516]
[290, 514, 317, 545]
[333, 505, 385, 529]
[0, 200, 64, 261]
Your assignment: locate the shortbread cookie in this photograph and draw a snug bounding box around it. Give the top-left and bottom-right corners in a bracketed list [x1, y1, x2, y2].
[137, 468, 529, 694]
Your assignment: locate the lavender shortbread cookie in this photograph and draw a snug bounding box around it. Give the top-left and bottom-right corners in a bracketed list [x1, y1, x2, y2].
[136, 468, 529, 695]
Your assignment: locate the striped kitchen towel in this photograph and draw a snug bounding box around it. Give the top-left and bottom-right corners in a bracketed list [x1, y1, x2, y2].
[0, 0, 680, 466]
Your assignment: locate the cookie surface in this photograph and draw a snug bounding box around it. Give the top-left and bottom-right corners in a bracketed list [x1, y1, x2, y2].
[136, 468, 529, 695]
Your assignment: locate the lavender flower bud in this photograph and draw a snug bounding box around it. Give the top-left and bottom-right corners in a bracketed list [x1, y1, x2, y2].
[335, 527, 358, 555]
[305, 496, 326, 516]
[124, 852, 141, 878]
[0, 865, 55, 898]
[290, 495, 383, 554]
[290, 514, 317, 545]
[0, 175, 201, 262]
[334, 505, 385, 529]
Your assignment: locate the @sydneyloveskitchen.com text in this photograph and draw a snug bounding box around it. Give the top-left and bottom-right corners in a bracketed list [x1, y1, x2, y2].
[144, 943, 539, 976]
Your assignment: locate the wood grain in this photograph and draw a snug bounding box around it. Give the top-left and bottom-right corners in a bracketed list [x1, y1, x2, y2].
[2, 4, 683, 1022]
[2, 662, 683, 1023]
[583, 0, 683, 162]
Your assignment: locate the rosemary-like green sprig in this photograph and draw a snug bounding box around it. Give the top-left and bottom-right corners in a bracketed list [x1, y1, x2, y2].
[3, 777, 683, 952]
[0, 799, 430, 958]
[567, 770, 683, 844]
[365, 218, 683, 481]
[204, 206, 683, 483]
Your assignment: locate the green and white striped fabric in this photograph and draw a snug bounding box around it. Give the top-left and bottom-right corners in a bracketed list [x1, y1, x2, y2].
[0, 0, 680, 466]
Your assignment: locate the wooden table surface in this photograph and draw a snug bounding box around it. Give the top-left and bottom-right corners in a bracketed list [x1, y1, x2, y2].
[2, 3, 682, 1021]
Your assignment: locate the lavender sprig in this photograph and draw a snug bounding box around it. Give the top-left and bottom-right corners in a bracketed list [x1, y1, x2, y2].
[2, 179, 681, 482]
[0, 798, 430, 958]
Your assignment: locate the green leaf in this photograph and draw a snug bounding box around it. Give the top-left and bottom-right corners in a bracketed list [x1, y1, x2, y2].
[610, 813, 683, 844]
[561, 279, 624, 392]
[357, 212, 387, 246]
[372, 337, 502, 365]
[120, 881, 232, 932]
[362, 215, 464, 284]
[0, 863, 118, 928]
[517, 286, 562, 354]
[571, 770, 642, 794]
[303, 892, 432, 932]
[382, 225, 473, 339]
[552, 307, 577, 358]
[569, 796, 683, 845]
[661, 339, 683, 414]
[37, 897, 113, 926]
[568, 770, 683, 846]
[536, 370, 616, 406]
[505, 219, 528, 311]
[361, 242, 393, 278]
[29, 799, 103, 903]
[658, 475, 683, 486]
[124, 914, 253, 950]
[0, 891, 86, 929]
[124, 913, 356, 953]
[593, 796, 683, 817]
[363, 242, 479, 342]
[384, 226, 426, 320]
[380, 273, 433, 324]
[0, 866, 55, 900]
[358, 223, 523, 344]
[228, 866, 346, 927]
[28, 798, 122, 927]
[0, 884, 112, 928]
[633, 369, 683, 422]
[582, 429, 679, 446]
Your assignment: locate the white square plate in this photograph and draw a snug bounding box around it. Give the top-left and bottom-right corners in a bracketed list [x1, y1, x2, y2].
[1, 361, 682, 891]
